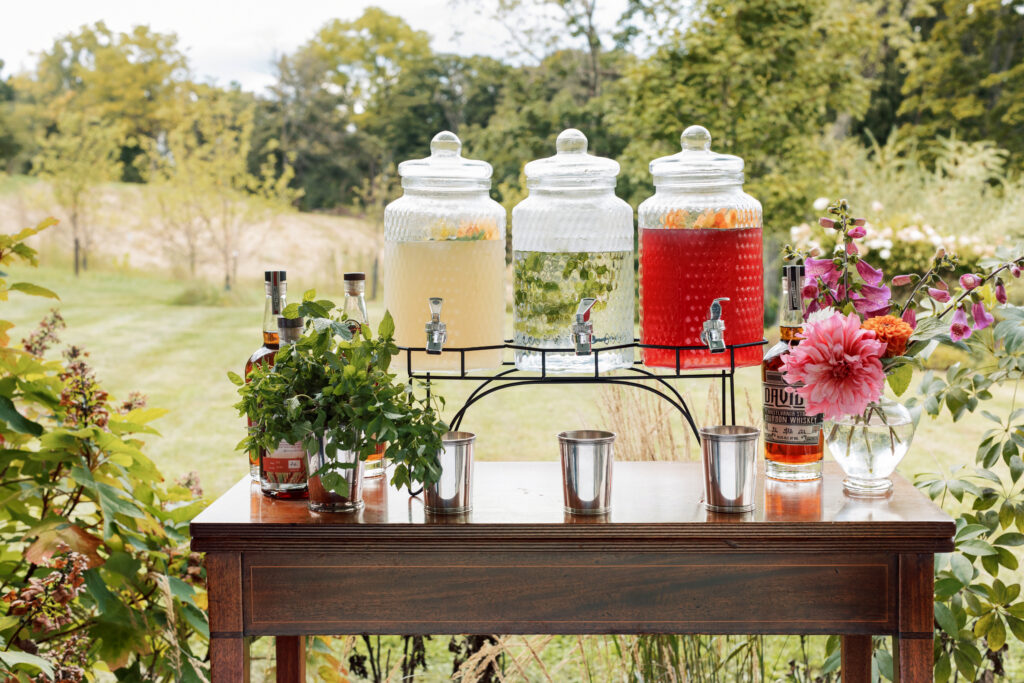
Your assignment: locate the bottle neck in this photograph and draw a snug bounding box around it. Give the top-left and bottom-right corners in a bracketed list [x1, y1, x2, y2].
[778, 275, 804, 332]
[263, 282, 287, 345]
[342, 290, 368, 326]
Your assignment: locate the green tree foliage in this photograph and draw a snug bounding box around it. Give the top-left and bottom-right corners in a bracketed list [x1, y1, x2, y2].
[32, 111, 125, 275]
[0, 61, 32, 174]
[608, 0, 880, 223]
[142, 85, 300, 289]
[14, 22, 189, 181]
[0, 220, 208, 680]
[898, 0, 1024, 161]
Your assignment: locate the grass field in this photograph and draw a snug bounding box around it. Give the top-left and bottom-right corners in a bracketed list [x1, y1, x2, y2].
[7, 264, 999, 500]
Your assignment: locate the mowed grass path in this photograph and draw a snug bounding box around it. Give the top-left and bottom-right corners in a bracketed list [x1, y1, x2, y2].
[7, 265, 999, 498]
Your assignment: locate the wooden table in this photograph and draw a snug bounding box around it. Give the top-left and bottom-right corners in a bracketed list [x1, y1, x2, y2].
[191, 461, 954, 682]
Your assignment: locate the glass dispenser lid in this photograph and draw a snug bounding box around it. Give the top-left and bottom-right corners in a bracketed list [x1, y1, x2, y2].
[524, 129, 620, 188]
[649, 125, 744, 183]
[398, 131, 493, 188]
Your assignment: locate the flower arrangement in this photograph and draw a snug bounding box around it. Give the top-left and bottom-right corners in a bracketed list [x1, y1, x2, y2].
[783, 198, 1024, 422]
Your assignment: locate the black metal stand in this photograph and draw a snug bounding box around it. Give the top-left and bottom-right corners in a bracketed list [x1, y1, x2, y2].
[398, 339, 767, 442]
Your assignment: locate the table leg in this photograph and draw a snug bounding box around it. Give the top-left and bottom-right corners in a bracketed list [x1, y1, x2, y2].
[895, 553, 934, 683]
[206, 552, 250, 682]
[841, 635, 872, 683]
[276, 636, 306, 682]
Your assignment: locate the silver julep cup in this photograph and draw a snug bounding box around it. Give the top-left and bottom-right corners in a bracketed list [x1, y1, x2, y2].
[558, 430, 615, 515]
[425, 431, 475, 514]
[700, 425, 759, 513]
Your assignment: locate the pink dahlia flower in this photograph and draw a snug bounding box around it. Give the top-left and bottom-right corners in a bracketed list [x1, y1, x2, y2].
[780, 312, 886, 421]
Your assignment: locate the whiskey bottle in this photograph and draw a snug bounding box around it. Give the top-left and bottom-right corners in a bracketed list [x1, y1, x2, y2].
[260, 316, 308, 499]
[245, 270, 286, 480]
[763, 263, 824, 481]
[341, 272, 387, 478]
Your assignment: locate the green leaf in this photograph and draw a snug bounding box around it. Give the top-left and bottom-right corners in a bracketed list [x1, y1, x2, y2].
[887, 363, 913, 397]
[303, 289, 317, 302]
[995, 532, 1024, 547]
[935, 602, 958, 636]
[987, 615, 1007, 651]
[378, 310, 395, 339]
[951, 553, 974, 586]
[959, 539, 998, 556]
[0, 395, 43, 436]
[8, 282, 59, 300]
[0, 650, 54, 676]
[227, 371, 244, 386]
[282, 303, 301, 318]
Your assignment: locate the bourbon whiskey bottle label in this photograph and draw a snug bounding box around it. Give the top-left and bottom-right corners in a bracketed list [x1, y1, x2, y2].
[763, 370, 823, 446]
[263, 442, 308, 476]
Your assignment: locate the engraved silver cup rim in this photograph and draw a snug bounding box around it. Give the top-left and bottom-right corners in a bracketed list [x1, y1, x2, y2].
[699, 425, 759, 441]
[558, 429, 616, 444]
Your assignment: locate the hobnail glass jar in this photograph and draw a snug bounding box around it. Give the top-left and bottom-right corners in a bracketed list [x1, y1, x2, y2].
[383, 131, 506, 373]
[512, 129, 635, 373]
[638, 125, 764, 370]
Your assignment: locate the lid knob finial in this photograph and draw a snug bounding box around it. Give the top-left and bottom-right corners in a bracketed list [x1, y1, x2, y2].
[430, 131, 462, 157]
[555, 128, 588, 155]
[680, 125, 712, 152]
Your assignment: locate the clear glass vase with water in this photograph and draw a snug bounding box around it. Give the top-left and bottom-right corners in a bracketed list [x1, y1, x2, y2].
[824, 396, 916, 495]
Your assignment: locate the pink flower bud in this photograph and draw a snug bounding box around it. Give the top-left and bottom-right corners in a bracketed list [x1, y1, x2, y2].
[928, 287, 951, 303]
[959, 273, 982, 290]
[1012, 265, 1021, 279]
[891, 274, 912, 286]
[934, 248, 946, 260]
[845, 241, 858, 255]
[847, 225, 866, 239]
[819, 217, 835, 229]
[996, 282, 1007, 304]
[853, 218, 866, 227]
[901, 306, 917, 329]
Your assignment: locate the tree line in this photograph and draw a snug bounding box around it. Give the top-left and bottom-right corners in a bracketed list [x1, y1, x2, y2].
[0, 0, 1021, 274]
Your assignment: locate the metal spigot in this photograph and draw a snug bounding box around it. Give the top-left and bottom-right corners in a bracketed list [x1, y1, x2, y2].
[425, 297, 447, 355]
[570, 298, 598, 356]
[700, 297, 730, 353]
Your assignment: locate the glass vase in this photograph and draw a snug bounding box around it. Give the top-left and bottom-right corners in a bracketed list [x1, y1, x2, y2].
[824, 396, 915, 496]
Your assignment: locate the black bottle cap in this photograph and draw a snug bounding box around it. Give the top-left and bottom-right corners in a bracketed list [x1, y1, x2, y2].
[265, 270, 287, 282]
[343, 272, 366, 281]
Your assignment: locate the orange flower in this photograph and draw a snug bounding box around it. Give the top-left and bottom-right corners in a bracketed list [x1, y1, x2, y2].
[661, 209, 689, 229]
[861, 315, 914, 358]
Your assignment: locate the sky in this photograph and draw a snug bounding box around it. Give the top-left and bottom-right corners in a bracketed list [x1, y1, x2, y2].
[1, 0, 629, 93]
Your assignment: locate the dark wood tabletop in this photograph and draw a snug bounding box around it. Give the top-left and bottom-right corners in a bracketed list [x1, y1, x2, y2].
[192, 461, 954, 551]
[191, 462, 954, 683]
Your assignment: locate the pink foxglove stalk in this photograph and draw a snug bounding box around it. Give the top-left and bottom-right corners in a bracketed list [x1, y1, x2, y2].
[847, 225, 866, 239]
[960, 273, 982, 290]
[972, 302, 994, 330]
[779, 312, 886, 421]
[950, 306, 972, 342]
[805, 257, 840, 290]
[928, 287, 951, 303]
[996, 282, 1008, 304]
[856, 259, 884, 286]
[901, 306, 916, 329]
[851, 283, 891, 317]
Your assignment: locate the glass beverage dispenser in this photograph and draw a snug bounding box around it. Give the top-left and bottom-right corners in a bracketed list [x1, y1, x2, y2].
[383, 131, 506, 372]
[638, 125, 764, 369]
[512, 129, 634, 373]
